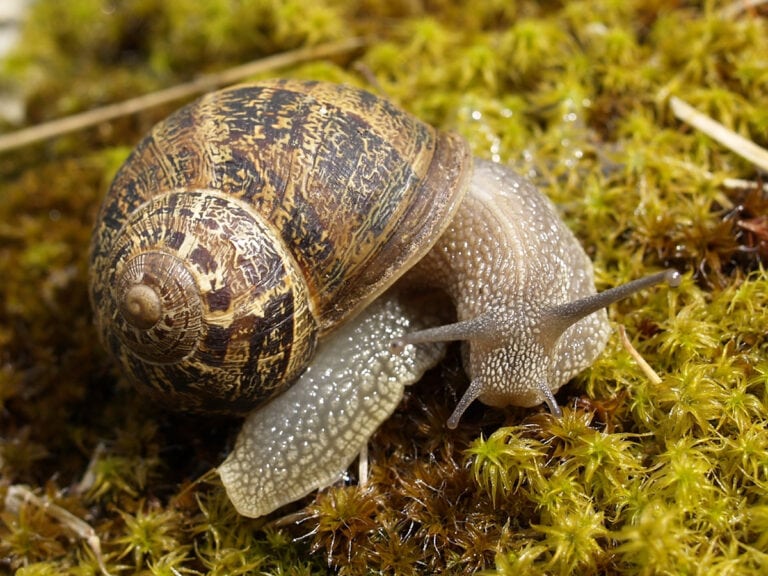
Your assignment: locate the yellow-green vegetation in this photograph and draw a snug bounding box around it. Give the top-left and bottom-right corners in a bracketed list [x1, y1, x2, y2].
[1, 0, 767, 574]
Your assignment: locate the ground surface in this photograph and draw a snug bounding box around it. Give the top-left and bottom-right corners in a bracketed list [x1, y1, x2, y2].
[0, 1, 767, 575]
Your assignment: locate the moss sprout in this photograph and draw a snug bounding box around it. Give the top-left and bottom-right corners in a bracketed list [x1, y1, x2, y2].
[1, 0, 767, 573]
[114, 505, 184, 569]
[534, 502, 608, 575]
[467, 427, 547, 506]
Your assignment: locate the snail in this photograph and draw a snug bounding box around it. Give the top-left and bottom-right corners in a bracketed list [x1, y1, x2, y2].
[89, 79, 679, 518]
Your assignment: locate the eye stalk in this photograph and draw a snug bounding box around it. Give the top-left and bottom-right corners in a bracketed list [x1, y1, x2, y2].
[542, 269, 682, 344]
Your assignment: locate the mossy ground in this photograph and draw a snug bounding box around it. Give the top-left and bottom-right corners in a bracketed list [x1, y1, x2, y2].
[1, 0, 767, 574]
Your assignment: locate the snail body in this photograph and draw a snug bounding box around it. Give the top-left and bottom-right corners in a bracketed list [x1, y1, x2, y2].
[90, 79, 678, 517]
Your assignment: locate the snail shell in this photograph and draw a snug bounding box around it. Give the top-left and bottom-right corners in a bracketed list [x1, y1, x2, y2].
[90, 79, 470, 413]
[89, 79, 679, 517]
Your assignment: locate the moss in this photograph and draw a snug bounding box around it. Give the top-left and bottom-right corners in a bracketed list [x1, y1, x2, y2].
[1, 0, 767, 574]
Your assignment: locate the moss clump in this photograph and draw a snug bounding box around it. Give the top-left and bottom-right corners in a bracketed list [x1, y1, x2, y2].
[1, 0, 767, 574]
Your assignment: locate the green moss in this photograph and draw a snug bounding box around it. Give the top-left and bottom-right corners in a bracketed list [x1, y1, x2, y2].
[1, 0, 767, 574]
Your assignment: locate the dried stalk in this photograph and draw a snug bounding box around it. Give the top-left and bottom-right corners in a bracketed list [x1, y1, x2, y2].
[670, 96, 768, 172]
[0, 37, 366, 153]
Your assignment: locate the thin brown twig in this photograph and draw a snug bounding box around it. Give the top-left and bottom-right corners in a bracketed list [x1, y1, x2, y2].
[0, 37, 367, 154]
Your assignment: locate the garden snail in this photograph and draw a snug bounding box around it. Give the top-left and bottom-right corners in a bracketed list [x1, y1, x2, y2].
[89, 78, 679, 517]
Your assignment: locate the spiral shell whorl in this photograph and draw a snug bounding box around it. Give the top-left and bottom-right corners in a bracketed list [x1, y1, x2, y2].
[92, 79, 470, 333]
[120, 283, 162, 330]
[96, 190, 318, 414]
[115, 250, 203, 362]
[89, 79, 471, 413]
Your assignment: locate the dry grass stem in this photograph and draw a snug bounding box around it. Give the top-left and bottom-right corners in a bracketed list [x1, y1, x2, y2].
[618, 325, 662, 385]
[5, 485, 113, 576]
[0, 37, 366, 154]
[670, 96, 768, 172]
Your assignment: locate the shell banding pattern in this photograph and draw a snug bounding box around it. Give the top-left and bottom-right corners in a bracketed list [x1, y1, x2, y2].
[89, 79, 471, 414]
[101, 190, 317, 414]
